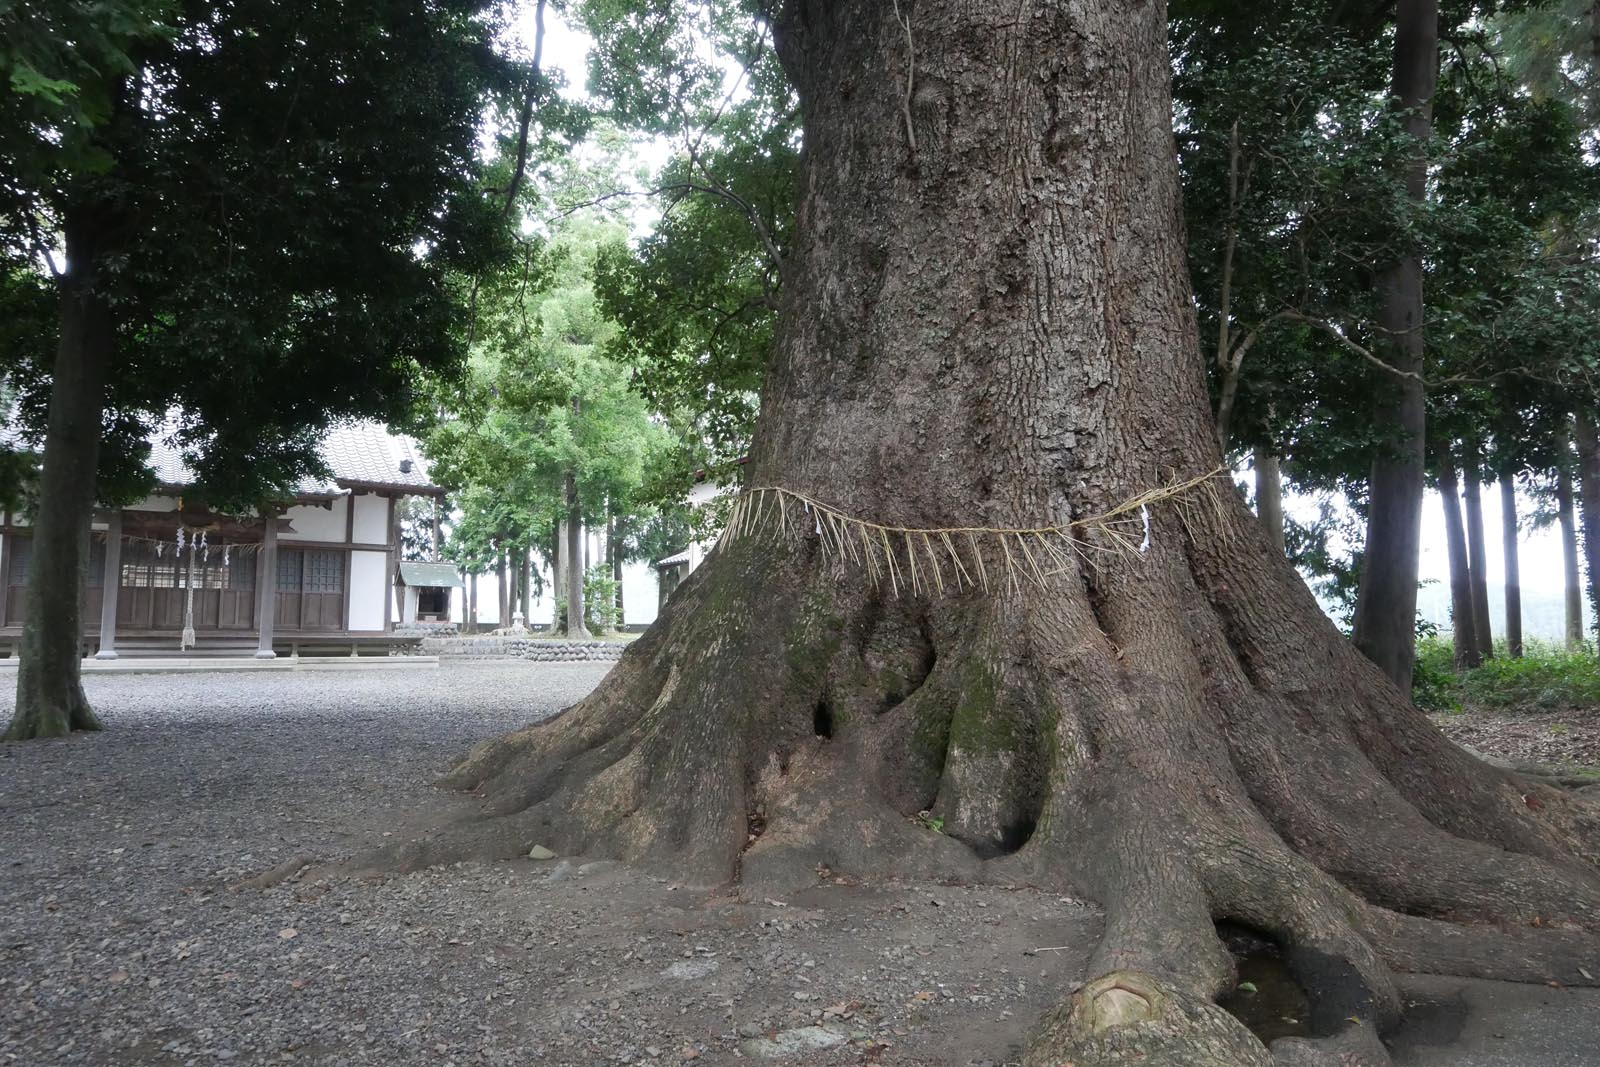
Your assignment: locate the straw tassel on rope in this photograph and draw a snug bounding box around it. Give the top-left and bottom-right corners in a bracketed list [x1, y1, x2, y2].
[717, 468, 1227, 595]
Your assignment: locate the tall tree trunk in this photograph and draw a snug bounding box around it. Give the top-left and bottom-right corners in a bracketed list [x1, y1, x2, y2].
[564, 471, 590, 640]
[1463, 446, 1494, 659]
[1349, 0, 1438, 691]
[1577, 414, 1600, 646]
[1437, 447, 1480, 670]
[1253, 447, 1286, 555]
[521, 548, 532, 626]
[1500, 471, 1522, 658]
[467, 572, 478, 634]
[1558, 464, 1585, 650]
[6, 213, 113, 741]
[608, 506, 625, 626]
[332, 5, 1600, 1065]
[551, 521, 565, 634]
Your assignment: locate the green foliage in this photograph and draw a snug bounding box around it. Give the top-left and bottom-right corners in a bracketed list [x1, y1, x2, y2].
[582, 0, 797, 484]
[425, 205, 674, 587]
[583, 565, 620, 633]
[1, 0, 521, 510]
[1413, 637, 1600, 713]
[1412, 637, 1466, 712]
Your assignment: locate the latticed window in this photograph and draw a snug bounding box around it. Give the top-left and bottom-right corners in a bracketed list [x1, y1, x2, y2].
[226, 549, 256, 590]
[8, 537, 31, 586]
[305, 551, 343, 593]
[277, 550, 303, 592]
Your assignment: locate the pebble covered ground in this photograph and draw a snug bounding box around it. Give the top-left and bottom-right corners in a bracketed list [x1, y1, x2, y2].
[0, 662, 1095, 1067]
[5, 661, 1595, 1067]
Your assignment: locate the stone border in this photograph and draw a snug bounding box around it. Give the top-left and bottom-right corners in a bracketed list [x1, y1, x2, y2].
[420, 637, 627, 662]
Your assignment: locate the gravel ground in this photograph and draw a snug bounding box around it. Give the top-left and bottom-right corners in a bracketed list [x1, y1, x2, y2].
[0, 662, 1093, 1067]
[4, 662, 1595, 1067]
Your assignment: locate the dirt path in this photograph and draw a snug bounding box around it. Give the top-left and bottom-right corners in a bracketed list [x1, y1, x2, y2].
[1430, 705, 1600, 774]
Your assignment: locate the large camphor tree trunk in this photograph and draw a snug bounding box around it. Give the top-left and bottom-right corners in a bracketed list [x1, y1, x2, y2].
[5, 212, 112, 741]
[341, 3, 1600, 1064]
[1349, 0, 1436, 692]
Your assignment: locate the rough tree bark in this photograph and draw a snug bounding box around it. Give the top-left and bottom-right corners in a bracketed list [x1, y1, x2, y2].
[564, 470, 590, 640]
[320, 3, 1600, 1064]
[1463, 444, 1495, 659]
[1500, 471, 1522, 659]
[1349, 0, 1438, 692]
[1436, 446, 1481, 670]
[1578, 414, 1600, 644]
[1558, 464, 1585, 650]
[5, 210, 113, 741]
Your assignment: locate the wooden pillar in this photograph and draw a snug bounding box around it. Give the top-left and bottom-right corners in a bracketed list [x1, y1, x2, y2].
[255, 515, 279, 659]
[93, 511, 122, 659]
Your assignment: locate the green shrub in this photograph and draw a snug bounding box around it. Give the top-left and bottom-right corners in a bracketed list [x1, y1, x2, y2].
[1412, 637, 1600, 714]
[1412, 635, 1462, 712]
[583, 566, 620, 634]
[1458, 641, 1600, 711]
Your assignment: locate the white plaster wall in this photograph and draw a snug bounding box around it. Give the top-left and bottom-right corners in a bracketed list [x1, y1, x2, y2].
[440, 560, 660, 629]
[347, 551, 389, 631]
[351, 493, 389, 546]
[282, 498, 348, 543]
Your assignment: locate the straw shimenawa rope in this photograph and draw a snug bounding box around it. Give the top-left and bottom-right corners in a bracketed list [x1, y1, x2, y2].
[718, 467, 1230, 596]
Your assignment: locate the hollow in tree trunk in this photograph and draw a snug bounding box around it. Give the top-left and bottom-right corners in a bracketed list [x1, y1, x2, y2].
[1500, 470, 1522, 658]
[6, 211, 113, 742]
[1350, 0, 1437, 692]
[330, 4, 1600, 1064]
[1437, 446, 1480, 671]
[1558, 464, 1585, 650]
[564, 471, 590, 640]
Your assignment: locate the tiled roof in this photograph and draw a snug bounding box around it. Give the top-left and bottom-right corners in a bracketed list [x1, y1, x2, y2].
[145, 420, 437, 496]
[653, 548, 692, 568]
[318, 422, 436, 491]
[4, 412, 437, 497]
[398, 562, 464, 588]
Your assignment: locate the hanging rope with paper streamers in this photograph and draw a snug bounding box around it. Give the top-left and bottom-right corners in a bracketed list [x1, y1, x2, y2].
[91, 530, 264, 557]
[180, 540, 198, 651]
[718, 467, 1229, 596]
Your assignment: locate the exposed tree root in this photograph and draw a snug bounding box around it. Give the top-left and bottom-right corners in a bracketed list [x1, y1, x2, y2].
[247, 527, 1600, 1066]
